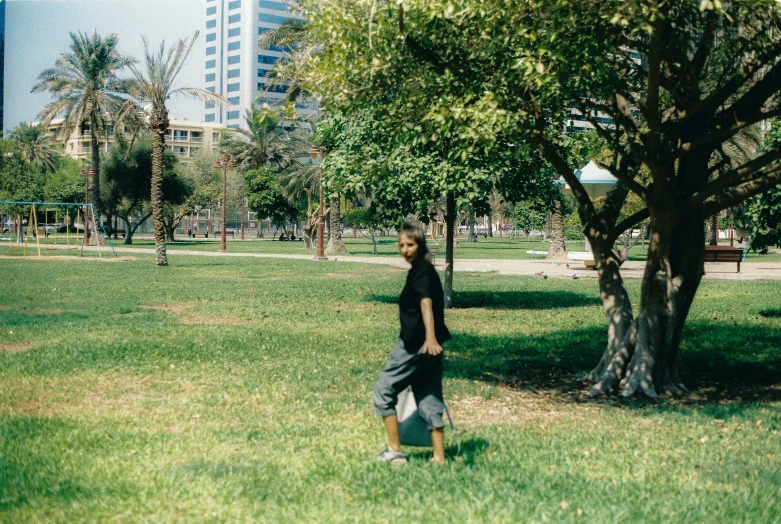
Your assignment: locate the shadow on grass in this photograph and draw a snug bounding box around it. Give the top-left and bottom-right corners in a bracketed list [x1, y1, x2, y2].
[406, 438, 490, 465]
[760, 308, 781, 318]
[444, 322, 781, 405]
[369, 291, 599, 310]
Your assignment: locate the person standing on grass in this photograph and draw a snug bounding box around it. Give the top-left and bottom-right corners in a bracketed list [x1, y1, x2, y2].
[372, 220, 451, 464]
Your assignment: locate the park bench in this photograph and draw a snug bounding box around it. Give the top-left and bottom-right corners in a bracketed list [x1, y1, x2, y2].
[704, 245, 742, 273]
[188, 229, 209, 238]
[216, 229, 235, 238]
[567, 251, 596, 269]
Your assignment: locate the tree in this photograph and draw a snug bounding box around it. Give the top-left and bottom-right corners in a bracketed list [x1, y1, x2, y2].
[160, 169, 195, 242]
[128, 33, 226, 266]
[245, 167, 299, 231]
[513, 200, 548, 242]
[220, 108, 309, 171]
[8, 123, 62, 173]
[749, 119, 781, 253]
[32, 31, 134, 220]
[101, 135, 178, 244]
[304, 0, 781, 397]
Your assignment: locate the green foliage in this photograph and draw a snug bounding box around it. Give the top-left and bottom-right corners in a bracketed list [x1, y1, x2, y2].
[245, 167, 299, 226]
[513, 200, 548, 236]
[749, 119, 781, 253]
[0, 140, 47, 205]
[43, 156, 83, 204]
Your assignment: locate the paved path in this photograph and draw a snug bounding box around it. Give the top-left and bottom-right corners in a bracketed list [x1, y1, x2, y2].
[82, 245, 781, 280]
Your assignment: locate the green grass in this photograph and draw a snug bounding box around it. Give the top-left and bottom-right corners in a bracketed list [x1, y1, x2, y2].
[1, 254, 781, 521]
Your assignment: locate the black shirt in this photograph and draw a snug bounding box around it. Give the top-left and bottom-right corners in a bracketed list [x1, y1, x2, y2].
[399, 261, 451, 351]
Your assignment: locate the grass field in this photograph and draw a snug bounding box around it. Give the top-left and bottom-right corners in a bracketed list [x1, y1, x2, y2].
[1, 254, 781, 521]
[4, 229, 780, 262]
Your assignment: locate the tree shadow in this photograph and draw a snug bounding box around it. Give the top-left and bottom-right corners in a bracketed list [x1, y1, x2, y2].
[760, 308, 781, 318]
[444, 322, 781, 406]
[368, 291, 600, 310]
[405, 438, 490, 465]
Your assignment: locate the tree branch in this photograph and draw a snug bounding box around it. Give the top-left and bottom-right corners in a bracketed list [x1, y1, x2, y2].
[608, 208, 650, 246]
[679, 148, 781, 211]
[699, 165, 781, 216]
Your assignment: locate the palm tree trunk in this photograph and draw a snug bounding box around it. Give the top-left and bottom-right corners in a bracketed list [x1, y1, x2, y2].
[151, 112, 169, 266]
[90, 119, 102, 223]
[325, 194, 348, 255]
[546, 200, 568, 259]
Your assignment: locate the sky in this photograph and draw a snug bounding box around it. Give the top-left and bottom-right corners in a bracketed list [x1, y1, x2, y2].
[3, 0, 204, 133]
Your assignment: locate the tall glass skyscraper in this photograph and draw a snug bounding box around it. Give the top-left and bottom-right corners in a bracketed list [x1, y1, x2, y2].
[203, 0, 301, 129]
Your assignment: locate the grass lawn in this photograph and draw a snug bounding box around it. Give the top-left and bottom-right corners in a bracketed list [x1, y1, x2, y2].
[1, 254, 781, 521]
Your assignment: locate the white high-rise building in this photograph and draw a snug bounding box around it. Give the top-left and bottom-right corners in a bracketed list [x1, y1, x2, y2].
[203, 0, 303, 129]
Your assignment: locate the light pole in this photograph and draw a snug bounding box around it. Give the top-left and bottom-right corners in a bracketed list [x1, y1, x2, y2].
[213, 155, 236, 252]
[79, 164, 95, 246]
[310, 147, 326, 259]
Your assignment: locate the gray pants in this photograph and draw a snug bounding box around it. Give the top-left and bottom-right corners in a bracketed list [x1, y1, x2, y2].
[372, 338, 445, 430]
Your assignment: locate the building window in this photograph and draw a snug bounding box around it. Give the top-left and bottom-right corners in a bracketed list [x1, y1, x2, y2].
[206, 6, 217, 15]
[228, 97, 240, 105]
[229, 13, 241, 23]
[213, 132, 220, 141]
[205, 73, 216, 82]
[228, 27, 241, 38]
[173, 130, 189, 141]
[206, 59, 216, 69]
[205, 101, 216, 109]
[206, 46, 216, 56]
[229, 0, 241, 9]
[227, 111, 240, 120]
[228, 41, 240, 51]
[228, 124, 240, 129]
[205, 114, 216, 122]
[259, 0, 287, 10]
[206, 33, 216, 42]
[258, 55, 279, 65]
[227, 83, 240, 92]
[207, 86, 216, 93]
[206, 19, 217, 29]
[228, 55, 240, 65]
[259, 13, 291, 24]
[228, 69, 240, 79]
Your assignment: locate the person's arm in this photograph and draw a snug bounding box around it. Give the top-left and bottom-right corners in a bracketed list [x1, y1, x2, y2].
[420, 298, 443, 356]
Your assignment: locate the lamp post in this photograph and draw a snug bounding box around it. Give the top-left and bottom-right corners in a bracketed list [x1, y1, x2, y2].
[309, 146, 326, 259]
[79, 164, 95, 246]
[213, 155, 236, 252]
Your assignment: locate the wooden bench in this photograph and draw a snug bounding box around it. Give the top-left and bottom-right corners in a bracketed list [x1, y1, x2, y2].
[188, 229, 209, 238]
[216, 230, 235, 238]
[704, 245, 742, 272]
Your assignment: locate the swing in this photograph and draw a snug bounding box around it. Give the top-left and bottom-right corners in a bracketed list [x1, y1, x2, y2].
[45, 209, 59, 250]
[22, 205, 42, 257]
[7, 212, 22, 252]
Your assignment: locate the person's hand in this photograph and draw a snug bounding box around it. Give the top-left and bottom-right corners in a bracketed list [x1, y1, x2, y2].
[422, 338, 443, 356]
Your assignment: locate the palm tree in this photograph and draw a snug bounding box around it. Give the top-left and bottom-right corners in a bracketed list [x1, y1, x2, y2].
[221, 109, 309, 171]
[8, 123, 62, 173]
[258, 15, 321, 104]
[128, 33, 227, 266]
[32, 31, 134, 217]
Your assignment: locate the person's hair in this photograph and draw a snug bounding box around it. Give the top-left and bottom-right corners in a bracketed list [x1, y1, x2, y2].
[400, 219, 433, 264]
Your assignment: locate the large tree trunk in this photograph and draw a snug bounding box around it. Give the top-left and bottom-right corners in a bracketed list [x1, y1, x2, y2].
[546, 200, 567, 259]
[325, 195, 348, 255]
[586, 208, 706, 398]
[487, 213, 493, 237]
[444, 191, 456, 309]
[151, 111, 169, 266]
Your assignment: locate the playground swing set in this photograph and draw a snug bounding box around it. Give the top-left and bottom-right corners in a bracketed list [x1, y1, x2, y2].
[1, 201, 117, 258]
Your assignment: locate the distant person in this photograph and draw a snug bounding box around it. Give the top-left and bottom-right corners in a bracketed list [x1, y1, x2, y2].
[290, 234, 296, 241]
[279, 232, 286, 241]
[372, 220, 451, 465]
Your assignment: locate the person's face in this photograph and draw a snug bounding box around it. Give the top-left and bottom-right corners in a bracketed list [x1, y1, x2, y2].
[398, 233, 419, 264]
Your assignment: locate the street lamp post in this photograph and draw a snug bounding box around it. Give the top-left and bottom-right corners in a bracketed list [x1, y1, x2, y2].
[310, 147, 326, 259]
[213, 155, 236, 252]
[79, 164, 95, 246]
